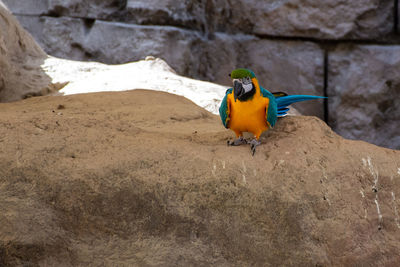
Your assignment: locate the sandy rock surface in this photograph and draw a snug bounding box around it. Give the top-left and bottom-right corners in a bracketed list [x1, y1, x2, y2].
[0, 90, 399, 266]
[0, 2, 59, 102]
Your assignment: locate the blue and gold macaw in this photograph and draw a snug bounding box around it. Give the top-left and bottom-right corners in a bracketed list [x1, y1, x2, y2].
[219, 68, 325, 155]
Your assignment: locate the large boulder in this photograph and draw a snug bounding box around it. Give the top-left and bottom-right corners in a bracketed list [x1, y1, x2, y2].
[328, 44, 400, 150]
[0, 2, 58, 102]
[0, 90, 399, 266]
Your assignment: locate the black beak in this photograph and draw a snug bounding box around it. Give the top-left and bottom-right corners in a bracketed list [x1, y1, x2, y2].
[233, 80, 243, 101]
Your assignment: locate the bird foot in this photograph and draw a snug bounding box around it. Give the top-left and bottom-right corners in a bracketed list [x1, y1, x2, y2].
[227, 137, 247, 146]
[249, 139, 261, 156]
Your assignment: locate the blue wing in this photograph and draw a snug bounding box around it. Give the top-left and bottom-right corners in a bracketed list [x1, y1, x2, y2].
[260, 87, 277, 128]
[275, 95, 326, 117]
[219, 88, 233, 128]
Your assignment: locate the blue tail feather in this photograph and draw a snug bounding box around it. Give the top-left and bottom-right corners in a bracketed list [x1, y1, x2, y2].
[276, 95, 326, 117]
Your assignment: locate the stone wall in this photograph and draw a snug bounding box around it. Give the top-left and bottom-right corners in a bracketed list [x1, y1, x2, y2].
[3, 0, 400, 149]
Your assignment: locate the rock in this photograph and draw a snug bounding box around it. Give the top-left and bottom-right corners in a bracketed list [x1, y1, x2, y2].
[81, 20, 202, 73]
[0, 1, 59, 102]
[13, 14, 238, 78]
[249, 0, 394, 39]
[187, 32, 242, 86]
[48, 0, 127, 18]
[1, 0, 48, 15]
[0, 90, 399, 265]
[14, 15, 86, 61]
[328, 44, 400, 149]
[398, 2, 400, 34]
[14, 15, 204, 74]
[4, 0, 394, 39]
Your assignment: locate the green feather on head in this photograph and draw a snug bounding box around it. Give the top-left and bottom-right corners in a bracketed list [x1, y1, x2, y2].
[230, 68, 256, 79]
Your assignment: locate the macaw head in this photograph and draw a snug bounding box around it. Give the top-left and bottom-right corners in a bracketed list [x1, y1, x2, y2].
[229, 68, 256, 101]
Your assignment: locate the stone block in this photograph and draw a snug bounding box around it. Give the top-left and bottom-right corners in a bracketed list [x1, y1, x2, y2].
[2, 0, 48, 15]
[6, 0, 394, 39]
[250, 0, 394, 39]
[14, 15, 205, 76]
[328, 45, 400, 149]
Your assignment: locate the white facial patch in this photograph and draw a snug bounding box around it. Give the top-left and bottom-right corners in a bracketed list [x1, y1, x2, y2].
[232, 77, 253, 93]
[242, 82, 253, 93]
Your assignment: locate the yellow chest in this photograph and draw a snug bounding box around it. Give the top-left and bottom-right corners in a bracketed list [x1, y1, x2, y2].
[228, 93, 269, 136]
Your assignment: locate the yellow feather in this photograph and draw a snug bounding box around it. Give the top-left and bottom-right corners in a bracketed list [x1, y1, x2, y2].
[227, 78, 269, 139]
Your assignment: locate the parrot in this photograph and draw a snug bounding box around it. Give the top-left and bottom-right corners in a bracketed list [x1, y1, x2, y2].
[219, 68, 325, 155]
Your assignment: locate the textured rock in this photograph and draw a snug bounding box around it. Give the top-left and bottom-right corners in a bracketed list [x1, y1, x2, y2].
[328, 45, 400, 149]
[1, 0, 47, 15]
[188, 32, 242, 85]
[126, 0, 395, 39]
[15, 15, 204, 75]
[0, 1, 58, 102]
[0, 90, 400, 265]
[82, 21, 202, 73]
[249, 0, 394, 39]
[48, 0, 126, 18]
[4, 0, 394, 39]
[398, 2, 400, 34]
[14, 14, 227, 75]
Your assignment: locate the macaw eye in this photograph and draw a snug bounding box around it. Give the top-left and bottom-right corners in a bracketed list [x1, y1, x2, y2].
[242, 77, 251, 85]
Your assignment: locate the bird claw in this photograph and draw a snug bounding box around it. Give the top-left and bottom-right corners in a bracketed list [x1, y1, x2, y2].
[227, 137, 247, 146]
[227, 137, 261, 155]
[249, 139, 261, 156]
[251, 144, 257, 156]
